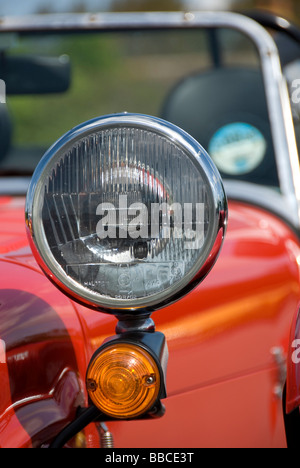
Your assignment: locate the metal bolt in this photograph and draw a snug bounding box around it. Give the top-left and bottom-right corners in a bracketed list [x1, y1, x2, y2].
[145, 375, 156, 386]
[86, 378, 97, 392]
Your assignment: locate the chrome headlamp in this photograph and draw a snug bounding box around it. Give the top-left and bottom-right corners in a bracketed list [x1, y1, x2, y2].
[26, 113, 227, 313]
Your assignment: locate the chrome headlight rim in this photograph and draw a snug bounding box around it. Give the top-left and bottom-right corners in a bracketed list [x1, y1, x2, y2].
[26, 113, 227, 314]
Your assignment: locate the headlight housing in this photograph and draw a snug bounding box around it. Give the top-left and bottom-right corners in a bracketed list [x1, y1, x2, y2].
[26, 113, 227, 314]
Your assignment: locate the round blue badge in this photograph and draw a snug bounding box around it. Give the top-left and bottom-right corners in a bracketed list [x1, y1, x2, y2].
[208, 122, 267, 176]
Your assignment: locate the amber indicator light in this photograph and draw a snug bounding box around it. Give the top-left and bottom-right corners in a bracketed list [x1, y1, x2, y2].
[86, 343, 161, 419]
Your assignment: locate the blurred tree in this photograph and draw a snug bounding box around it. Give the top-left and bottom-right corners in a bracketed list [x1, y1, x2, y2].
[253, 0, 300, 21]
[36, 6, 52, 14]
[111, 0, 184, 11]
[36, 1, 88, 14]
[255, 0, 291, 15]
[72, 2, 88, 13]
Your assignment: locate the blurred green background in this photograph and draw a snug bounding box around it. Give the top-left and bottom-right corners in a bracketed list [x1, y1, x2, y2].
[1, 0, 299, 171]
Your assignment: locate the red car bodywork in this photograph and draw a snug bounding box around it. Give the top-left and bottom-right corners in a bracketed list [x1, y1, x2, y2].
[1, 195, 299, 448]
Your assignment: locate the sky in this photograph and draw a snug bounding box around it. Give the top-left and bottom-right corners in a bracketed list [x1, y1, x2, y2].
[0, 0, 237, 16]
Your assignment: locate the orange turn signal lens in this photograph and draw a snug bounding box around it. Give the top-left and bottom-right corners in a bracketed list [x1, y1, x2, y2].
[86, 343, 161, 419]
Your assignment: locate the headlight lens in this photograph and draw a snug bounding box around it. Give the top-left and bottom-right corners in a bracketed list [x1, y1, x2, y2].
[26, 113, 227, 312]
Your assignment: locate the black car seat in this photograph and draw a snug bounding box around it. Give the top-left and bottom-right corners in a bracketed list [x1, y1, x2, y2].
[161, 67, 279, 188]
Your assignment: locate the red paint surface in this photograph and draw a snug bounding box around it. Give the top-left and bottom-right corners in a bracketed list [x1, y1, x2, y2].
[0, 196, 299, 447]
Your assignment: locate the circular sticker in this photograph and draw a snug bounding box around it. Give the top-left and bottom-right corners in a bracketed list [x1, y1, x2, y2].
[208, 122, 267, 176]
